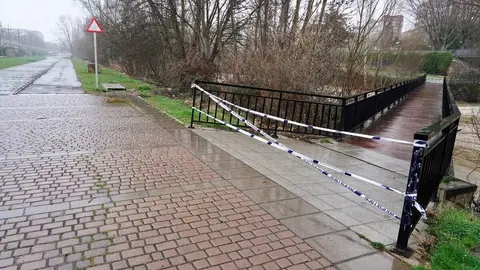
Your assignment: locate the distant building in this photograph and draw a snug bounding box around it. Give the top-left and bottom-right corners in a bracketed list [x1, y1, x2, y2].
[369, 15, 404, 49]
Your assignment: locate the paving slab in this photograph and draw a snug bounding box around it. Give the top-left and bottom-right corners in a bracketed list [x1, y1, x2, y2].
[336, 252, 411, 270]
[260, 198, 319, 219]
[280, 213, 347, 238]
[194, 127, 404, 246]
[350, 224, 396, 245]
[243, 186, 297, 203]
[228, 176, 278, 190]
[306, 230, 375, 263]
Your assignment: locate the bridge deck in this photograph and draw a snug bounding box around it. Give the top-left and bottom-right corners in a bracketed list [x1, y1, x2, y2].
[346, 82, 443, 161]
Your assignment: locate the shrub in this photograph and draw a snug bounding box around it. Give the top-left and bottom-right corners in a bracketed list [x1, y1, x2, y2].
[422, 52, 453, 75]
[449, 70, 480, 103]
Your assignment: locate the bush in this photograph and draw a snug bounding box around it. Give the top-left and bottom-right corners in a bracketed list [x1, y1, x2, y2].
[449, 70, 480, 103]
[422, 52, 453, 75]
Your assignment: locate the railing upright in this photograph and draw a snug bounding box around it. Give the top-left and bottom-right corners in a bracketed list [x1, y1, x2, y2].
[395, 133, 427, 255]
[395, 76, 461, 255]
[190, 86, 197, 128]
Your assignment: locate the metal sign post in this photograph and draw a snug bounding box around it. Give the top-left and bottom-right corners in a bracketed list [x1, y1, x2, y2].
[93, 32, 98, 88]
[86, 17, 104, 89]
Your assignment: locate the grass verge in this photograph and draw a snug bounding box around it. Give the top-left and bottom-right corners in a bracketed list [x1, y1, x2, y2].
[70, 59, 243, 130]
[416, 208, 480, 270]
[71, 58, 151, 93]
[144, 95, 192, 124]
[0, 56, 46, 69]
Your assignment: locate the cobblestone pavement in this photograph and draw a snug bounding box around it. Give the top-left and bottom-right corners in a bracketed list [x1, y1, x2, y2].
[0, 58, 59, 95]
[0, 92, 336, 270]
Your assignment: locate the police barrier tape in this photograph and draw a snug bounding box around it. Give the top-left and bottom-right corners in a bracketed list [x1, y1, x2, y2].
[192, 84, 414, 198]
[193, 107, 410, 220]
[191, 84, 426, 218]
[191, 83, 428, 149]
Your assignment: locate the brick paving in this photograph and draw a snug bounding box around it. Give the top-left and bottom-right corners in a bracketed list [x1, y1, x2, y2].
[0, 94, 335, 269]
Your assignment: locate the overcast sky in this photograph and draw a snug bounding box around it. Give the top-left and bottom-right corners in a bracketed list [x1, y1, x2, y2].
[0, 0, 84, 42]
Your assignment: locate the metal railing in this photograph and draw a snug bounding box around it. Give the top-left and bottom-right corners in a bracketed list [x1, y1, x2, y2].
[343, 75, 426, 131]
[190, 76, 426, 136]
[396, 77, 461, 254]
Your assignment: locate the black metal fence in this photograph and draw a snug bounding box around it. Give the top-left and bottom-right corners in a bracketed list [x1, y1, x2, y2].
[396, 77, 461, 254]
[190, 75, 426, 136]
[343, 76, 426, 131]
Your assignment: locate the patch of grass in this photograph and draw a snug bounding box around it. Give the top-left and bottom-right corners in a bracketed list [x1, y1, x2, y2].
[106, 97, 130, 104]
[138, 92, 152, 98]
[88, 257, 95, 267]
[319, 138, 332, 144]
[357, 233, 368, 241]
[71, 59, 247, 131]
[71, 58, 151, 92]
[95, 181, 107, 188]
[371, 241, 386, 251]
[139, 85, 151, 91]
[0, 56, 46, 69]
[421, 208, 480, 270]
[145, 95, 192, 124]
[441, 175, 453, 183]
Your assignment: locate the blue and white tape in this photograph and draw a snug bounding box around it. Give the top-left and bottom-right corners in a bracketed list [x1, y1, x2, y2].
[192, 84, 426, 218]
[193, 107, 403, 220]
[192, 83, 428, 148]
[194, 84, 414, 198]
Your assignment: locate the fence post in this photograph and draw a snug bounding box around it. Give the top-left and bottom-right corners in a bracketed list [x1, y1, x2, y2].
[338, 98, 347, 139]
[352, 96, 357, 129]
[395, 133, 427, 255]
[273, 92, 283, 138]
[189, 83, 197, 129]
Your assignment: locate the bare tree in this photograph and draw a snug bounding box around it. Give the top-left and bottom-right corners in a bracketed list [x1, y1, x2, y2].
[56, 15, 82, 56]
[341, 0, 398, 94]
[407, 0, 480, 50]
[70, 0, 410, 96]
[466, 108, 480, 179]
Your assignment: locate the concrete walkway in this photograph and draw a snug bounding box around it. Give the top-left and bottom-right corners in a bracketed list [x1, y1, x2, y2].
[193, 127, 415, 268]
[346, 81, 443, 161]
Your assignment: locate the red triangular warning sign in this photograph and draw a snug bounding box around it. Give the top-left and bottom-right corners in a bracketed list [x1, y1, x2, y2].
[86, 18, 103, 33]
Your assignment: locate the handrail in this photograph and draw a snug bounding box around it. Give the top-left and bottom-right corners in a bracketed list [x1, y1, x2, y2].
[194, 80, 345, 100]
[192, 76, 427, 136]
[396, 75, 461, 255]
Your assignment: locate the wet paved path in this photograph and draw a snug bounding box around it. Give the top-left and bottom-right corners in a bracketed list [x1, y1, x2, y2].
[20, 59, 83, 94]
[346, 82, 443, 161]
[194, 128, 415, 270]
[0, 61, 334, 269]
[0, 58, 59, 95]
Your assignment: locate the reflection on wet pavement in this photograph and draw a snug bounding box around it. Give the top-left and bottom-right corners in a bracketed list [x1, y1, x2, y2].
[347, 82, 443, 161]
